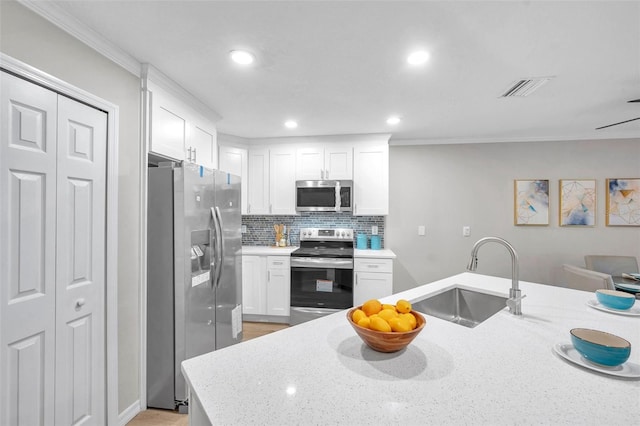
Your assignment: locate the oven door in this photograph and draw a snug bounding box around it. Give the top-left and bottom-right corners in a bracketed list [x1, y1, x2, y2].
[290, 257, 353, 309]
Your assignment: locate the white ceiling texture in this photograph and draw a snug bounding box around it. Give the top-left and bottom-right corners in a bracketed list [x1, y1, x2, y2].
[36, 0, 640, 143]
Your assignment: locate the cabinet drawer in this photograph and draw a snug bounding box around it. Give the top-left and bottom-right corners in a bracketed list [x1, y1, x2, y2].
[267, 256, 290, 269]
[354, 258, 392, 273]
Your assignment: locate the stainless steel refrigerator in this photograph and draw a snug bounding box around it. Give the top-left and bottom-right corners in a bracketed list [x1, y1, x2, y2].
[147, 162, 243, 410]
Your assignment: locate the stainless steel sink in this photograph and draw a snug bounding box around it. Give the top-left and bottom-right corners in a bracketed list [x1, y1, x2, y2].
[410, 286, 508, 328]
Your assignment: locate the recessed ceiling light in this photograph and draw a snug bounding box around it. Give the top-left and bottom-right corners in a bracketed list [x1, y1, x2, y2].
[407, 50, 429, 65]
[284, 120, 298, 129]
[230, 50, 255, 65]
[386, 116, 401, 125]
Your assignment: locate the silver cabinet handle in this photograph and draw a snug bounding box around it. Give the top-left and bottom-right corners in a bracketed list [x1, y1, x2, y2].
[367, 264, 379, 268]
[193, 147, 197, 162]
[267, 270, 271, 282]
[325, 169, 329, 179]
[76, 298, 86, 308]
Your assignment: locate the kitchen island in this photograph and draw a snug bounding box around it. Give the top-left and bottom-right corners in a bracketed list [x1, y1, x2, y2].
[182, 272, 639, 425]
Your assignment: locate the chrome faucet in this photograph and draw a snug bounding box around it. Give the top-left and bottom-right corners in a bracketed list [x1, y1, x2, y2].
[466, 237, 524, 315]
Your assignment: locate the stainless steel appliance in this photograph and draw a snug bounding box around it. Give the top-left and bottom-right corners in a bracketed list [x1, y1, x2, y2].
[147, 162, 243, 410]
[295, 180, 353, 212]
[290, 228, 354, 325]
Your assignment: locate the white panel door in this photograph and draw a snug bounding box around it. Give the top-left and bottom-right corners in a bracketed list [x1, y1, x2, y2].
[295, 145, 324, 180]
[55, 96, 107, 426]
[269, 146, 296, 215]
[353, 144, 389, 215]
[325, 145, 353, 180]
[247, 148, 270, 214]
[218, 145, 248, 214]
[0, 72, 58, 426]
[189, 122, 216, 169]
[241, 256, 266, 315]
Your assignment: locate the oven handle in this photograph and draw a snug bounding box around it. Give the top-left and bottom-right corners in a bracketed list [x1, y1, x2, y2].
[290, 257, 353, 269]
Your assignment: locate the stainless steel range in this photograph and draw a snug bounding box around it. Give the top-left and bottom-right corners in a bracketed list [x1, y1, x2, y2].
[289, 228, 354, 325]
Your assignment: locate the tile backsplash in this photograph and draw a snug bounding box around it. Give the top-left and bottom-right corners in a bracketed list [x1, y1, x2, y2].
[242, 212, 385, 247]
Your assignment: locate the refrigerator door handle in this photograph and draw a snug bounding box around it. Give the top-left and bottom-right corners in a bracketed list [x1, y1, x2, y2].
[211, 206, 224, 288]
[210, 207, 222, 288]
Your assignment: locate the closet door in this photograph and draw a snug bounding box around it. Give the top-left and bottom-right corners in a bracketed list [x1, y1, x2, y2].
[54, 96, 107, 425]
[0, 72, 58, 425]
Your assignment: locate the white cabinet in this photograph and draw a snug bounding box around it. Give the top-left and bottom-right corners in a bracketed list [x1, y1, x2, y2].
[296, 144, 352, 180]
[353, 143, 389, 215]
[219, 145, 248, 214]
[144, 79, 218, 169]
[241, 255, 266, 315]
[269, 146, 297, 215]
[266, 256, 291, 316]
[188, 119, 217, 169]
[247, 148, 270, 214]
[353, 258, 393, 306]
[247, 145, 297, 215]
[241, 255, 290, 318]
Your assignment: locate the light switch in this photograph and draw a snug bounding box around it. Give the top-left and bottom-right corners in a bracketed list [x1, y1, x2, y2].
[418, 225, 426, 236]
[372, 225, 378, 235]
[463, 226, 471, 237]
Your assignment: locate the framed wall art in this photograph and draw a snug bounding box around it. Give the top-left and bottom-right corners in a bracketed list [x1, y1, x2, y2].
[559, 179, 596, 226]
[514, 179, 549, 226]
[606, 178, 640, 226]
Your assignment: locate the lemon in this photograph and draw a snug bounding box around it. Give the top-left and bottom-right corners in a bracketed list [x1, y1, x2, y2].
[357, 316, 371, 329]
[382, 303, 396, 311]
[362, 299, 382, 316]
[378, 308, 398, 322]
[352, 309, 367, 324]
[396, 299, 412, 314]
[389, 316, 412, 332]
[369, 316, 392, 332]
[401, 312, 417, 329]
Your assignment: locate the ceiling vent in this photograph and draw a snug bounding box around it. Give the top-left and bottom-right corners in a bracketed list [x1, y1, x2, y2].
[500, 77, 553, 97]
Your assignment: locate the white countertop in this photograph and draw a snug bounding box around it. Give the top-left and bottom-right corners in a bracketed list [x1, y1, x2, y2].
[182, 272, 640, 425]
[354, 248, 396, 259]
[241, 245, 298, 256]
[242, 245, 396, 258]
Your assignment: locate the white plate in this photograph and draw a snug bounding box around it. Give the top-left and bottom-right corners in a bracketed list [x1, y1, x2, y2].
[587, 299, 640, 316]
[553, 343, 640, 378]
[615, 282, 640, 293]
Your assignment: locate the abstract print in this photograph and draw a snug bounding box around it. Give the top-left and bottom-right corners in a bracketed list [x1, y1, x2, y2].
[606, 178, 640, 226]
[560, 180, 596, 226]
[515, 180, 549, 225]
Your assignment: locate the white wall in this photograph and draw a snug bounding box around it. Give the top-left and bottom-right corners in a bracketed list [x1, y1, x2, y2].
[0, 1, 141, 414]
[387, 139, 640, 292]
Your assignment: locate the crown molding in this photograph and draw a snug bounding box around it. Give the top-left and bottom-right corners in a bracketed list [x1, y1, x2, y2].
[389, 134, 640, 146]
[18, 0, 141, 77]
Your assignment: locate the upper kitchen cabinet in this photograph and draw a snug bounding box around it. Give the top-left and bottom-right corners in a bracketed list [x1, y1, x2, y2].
[247, 147, 270, 214]
[218, 144, 249, 214]
[296, 144, 353, 180]
[268, 145, 297, 215]
[142, 65, 220, 169]
[353, 141, 389, 215]
[246, 145, 297, 215]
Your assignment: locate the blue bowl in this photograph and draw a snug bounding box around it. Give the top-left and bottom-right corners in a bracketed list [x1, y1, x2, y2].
[570, 328, 631, 367]
[596, 289, 635, 310]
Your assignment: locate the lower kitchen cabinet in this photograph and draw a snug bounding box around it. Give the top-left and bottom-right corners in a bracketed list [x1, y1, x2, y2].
[242, 255, 290, 319]
[353, 258, 393, 306]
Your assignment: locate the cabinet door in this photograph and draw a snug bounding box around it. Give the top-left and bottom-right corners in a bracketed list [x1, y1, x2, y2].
[325, 145, 353, 180]
[241, 256, 266, 315]
[266, 257, 291, 316]
[247, 148, 270, 215]
[296, 145, 324, 180]
[353, 144, 389, 215]
[219, 145, 248, 214]
[188, 121, 216, 169]
[148, 87, 187, 161]
[353, 272, 393, 306]
[269, 146, 297, 215]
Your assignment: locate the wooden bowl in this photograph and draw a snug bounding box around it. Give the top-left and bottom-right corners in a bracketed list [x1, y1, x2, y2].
[347, 307, 426, 353]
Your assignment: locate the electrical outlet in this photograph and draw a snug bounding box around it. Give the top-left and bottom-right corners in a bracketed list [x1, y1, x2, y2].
[241, 225, 247, 234]
[372, 225, 378, 235]
[463, 226, 471, 237]
[418, 225, 426, 236]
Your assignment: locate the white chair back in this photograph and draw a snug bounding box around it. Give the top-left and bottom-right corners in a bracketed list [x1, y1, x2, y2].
[584, 255, 639, 276]
[561, 264, 615, 292]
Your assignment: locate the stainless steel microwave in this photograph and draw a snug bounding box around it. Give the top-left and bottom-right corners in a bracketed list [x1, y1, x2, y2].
[295, 180, 353, 212]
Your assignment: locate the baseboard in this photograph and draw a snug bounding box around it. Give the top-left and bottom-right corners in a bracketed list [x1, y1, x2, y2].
[118, 400, 141, 426]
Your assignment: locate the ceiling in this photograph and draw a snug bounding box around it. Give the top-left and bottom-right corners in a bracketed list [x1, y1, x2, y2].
[36, 1, 640, 142]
